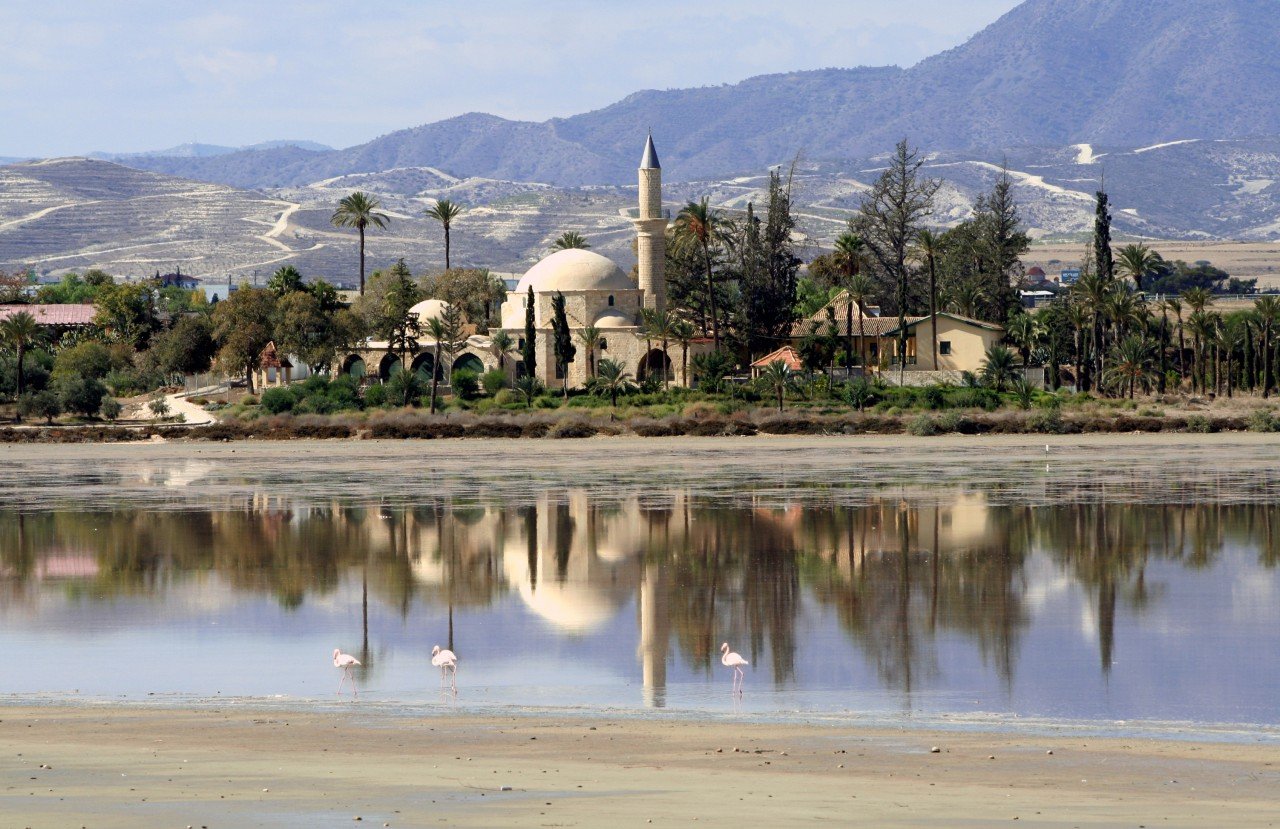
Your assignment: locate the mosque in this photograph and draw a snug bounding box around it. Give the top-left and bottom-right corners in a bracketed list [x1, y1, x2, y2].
[329, 134, 707, 391]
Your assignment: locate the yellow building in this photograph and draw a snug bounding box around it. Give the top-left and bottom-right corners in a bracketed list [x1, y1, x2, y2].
[795, 290, 1003, 380]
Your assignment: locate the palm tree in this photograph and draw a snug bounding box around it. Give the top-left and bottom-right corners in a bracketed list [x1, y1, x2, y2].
[914, 229, 944, 368]
[642, 308, 677, 390]
[981, 345, 1019, 393]
[1255, 296, 1280, 396]
[1163, 297, 1185, 384]
[674, 198, 723, 349]
[947, 279, 988, 320]
[331, 192, 389, 296]
[1066, 301, 1090, 391]
[1105, 335, 1155, 399]
[576, 325, 601, 380]
[491, 330, 515, 376]
[1005, 313, 1037, 370]
[0, 311, 39, 399]
[595, 358, 634, 406]
[267, 264, 304, 296]
[845, 273, 876, 375]
[672, 320, 697, 387]
[551, 231, 590, 251]
[425, 199, 464, 271]
[758, 361, 792, 412]
[423, 316, 447, 414]
[1188, 310, 1219, 395]
[1116, 243, 1160, 294]
[1075, 271, 1114, 388]
[834, 232, 867, 373]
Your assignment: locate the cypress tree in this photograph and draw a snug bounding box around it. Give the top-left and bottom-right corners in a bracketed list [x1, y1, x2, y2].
[522, 286, 537, 378]
[1094, 190, 1114, 283]
[551, 291, 576, 399]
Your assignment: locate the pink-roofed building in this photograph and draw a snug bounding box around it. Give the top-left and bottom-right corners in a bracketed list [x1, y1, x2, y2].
[0, 304, 97, 327]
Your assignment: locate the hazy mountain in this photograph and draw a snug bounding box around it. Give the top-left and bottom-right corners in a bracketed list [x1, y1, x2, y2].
[109, 0, 1280, 189]
[89, 140, 333, 162]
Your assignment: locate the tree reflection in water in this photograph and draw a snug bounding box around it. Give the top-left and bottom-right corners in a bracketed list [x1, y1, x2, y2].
[2, 491, 1277, 704]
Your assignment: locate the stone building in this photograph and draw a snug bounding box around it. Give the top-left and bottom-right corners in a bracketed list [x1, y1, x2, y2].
[339, 134, 709, 390]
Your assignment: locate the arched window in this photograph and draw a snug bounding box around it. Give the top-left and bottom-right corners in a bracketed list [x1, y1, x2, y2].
[599, 338, 608, 351]
[607, 295, 615, 307]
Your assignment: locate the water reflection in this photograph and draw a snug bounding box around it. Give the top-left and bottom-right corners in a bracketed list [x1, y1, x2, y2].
[2, 491, 1279, 724]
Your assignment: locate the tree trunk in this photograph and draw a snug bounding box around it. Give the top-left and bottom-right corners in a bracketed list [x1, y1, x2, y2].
[703, 242, 719, 350]
[846, 295, 854, 377]
[15, 345, 25, 397]
[430, 344, 441, 414]
[928, 257, 938, 370]
[662, 336, 670, 390]
[358, 225, 366, 296]
[1265, 325, 1273, 398]
[444, 224, 451, 271]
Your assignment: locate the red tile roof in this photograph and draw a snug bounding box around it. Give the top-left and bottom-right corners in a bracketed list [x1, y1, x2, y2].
[751, 345, 804, 370]
[0, 304, 97, 326]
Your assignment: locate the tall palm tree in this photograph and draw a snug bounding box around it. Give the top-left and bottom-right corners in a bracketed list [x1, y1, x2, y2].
[1163, 297, 1185, 383]
[576, 325, 601, 380]
[1066, 301, 1091, 391]
[331, 192, 389, 296]
[834, 232, 867, 373]
[595, 358, 634, 406]
[425, 199, 464, 271]
[1075, 271, 1114, 387]
[1188, 310, 1218, 395]
[1104, 335, 1154, 399]
[1005, 313, 1037, 370]
[1255, 296, 1280, 396]
[0, 311, 39, 400]
[758, 361, 792, 412]
[913, 229, 944, 368]
[551, 231, 590, 251]
[491, 330, 515, 376]
[845, 273, 876, 374]
[674, 198, 722, 349]
[672, 320, 697, 387]
[1116, 243, 1160, 294]
[423, 316, 448, 414]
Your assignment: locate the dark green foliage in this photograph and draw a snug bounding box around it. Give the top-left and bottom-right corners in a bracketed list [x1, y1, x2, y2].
[521, 286, 537, 377]
[385, 369, 424, 407]
[451, 368, 481, 400]
[480, 368, 507, 396]
[55, 374, 108, 417]
[99, 397, 122, 421]
[18, 390, 62, 424]
[364, 383, 388, 408]
[260, 386, 296, 414]
[550, 292, 575, 396]
[1094, 191, 1114, 282]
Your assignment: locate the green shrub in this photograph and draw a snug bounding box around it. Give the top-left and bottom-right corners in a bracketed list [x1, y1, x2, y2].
[1185, 415, 1213, 433]
[922, 386, 946, 410]
[364, 384, 388, 408]
[908, 414, 939, 436]
[450, 369, 480, 401]
[18, 391, 62, 424]
[547, 418, 597, 439]
[1027, 408, 1067, 434]
[99, 397, 122, 421]
[241, 394, 259, 406]
[55, 374, 108, 417]
[493, 389, 521, 406]
[480, 369, 507, 397]
[385, 370, 424, 407]
[148, 397, 170, 418]
[1247, 409, 1277, 433]
[260, 386, 297, 414]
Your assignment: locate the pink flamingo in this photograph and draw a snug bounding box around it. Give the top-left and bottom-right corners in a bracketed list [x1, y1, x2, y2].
[721, 643, 748, 695]
[431, 645, 458, 692]
[333, 648, 361, 696]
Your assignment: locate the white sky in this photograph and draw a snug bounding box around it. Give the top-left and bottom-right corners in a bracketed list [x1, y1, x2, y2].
[0, 0, 1021, 157]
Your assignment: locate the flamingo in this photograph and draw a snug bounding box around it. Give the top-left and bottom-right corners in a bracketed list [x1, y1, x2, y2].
[721, 642, 749, 695]
[333, 648, 361, 696]
[431, 645, 458, 693]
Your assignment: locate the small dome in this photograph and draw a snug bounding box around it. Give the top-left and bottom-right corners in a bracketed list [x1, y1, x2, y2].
[409, 299, 451, 324]
[593, 310, 633, 329]
[516, 249, 633, 294]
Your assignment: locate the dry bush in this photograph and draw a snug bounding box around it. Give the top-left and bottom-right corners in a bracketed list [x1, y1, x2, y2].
[465, 418, 526, 438]
[547, 418, 598, 439]
[628, 417, 681, 437]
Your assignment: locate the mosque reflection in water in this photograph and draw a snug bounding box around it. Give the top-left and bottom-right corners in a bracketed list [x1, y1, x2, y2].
[2, 488, 1278, 707]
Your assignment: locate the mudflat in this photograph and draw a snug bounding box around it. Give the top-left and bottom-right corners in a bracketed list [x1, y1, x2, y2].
[1, 707, 1277, 828]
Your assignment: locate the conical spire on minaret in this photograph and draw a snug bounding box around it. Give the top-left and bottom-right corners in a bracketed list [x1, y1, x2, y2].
[640, 132, 661, 170]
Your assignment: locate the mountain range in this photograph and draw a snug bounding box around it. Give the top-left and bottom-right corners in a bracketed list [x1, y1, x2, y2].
[106, 0, 1280, 189]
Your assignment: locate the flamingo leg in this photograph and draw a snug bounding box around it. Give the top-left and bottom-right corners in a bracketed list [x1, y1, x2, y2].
[350, 667, 358, 698]
[451, 664, 458, 694]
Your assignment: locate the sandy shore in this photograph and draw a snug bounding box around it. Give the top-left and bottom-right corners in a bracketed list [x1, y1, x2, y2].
[2, 707, 1277, 828]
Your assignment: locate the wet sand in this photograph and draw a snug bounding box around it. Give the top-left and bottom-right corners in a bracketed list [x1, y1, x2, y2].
[1, 707, 1277, 828]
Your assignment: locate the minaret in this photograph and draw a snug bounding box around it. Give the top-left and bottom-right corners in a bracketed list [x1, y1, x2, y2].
[633, 133, 668, 312]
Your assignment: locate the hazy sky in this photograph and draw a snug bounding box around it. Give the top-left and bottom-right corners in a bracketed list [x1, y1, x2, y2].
[0, 1, 1021, 158]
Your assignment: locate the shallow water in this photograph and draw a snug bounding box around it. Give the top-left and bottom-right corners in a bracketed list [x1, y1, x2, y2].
[2, 439, 1279, 735]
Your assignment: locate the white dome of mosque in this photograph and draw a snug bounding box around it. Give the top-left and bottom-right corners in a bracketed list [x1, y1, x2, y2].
[409, 298, 451, 323]
[515, 249, 634, 294]
[593, 310, 633, 329]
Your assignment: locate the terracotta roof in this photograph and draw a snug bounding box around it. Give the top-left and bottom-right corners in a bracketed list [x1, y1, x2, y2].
[797, 312, 920, 338]
[259, 341, 292, 369]
[883, 312, 1004, 334]
[0, 304, 97, 326]
[751, 345, 804, 370]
